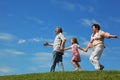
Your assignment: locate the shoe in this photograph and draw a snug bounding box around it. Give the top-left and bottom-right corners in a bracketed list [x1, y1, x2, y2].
[75, 68, 82, 71]
[99, 65, 104, 70]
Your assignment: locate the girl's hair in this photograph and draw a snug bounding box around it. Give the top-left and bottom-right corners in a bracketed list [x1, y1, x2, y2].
[71, 37, 79, 44]
[92, 24, 100, 30]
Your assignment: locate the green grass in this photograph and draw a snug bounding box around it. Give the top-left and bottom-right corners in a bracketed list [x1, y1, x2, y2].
[0, 71, 120, 80]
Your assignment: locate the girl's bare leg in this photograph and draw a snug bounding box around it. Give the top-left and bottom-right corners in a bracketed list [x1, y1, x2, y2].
[76, 62, 82, 71]
[71, 61, 82, 71]
[71, 61, 78, 70]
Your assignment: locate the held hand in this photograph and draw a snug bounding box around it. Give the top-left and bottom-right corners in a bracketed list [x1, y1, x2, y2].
[84, 48, 88, 52]
[60, 46, 65, 52]
[60, 48, 64, 51]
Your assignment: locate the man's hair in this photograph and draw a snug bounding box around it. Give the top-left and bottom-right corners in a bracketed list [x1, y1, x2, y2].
[92, 24, 100, 30]
[57, 27, 63, 33]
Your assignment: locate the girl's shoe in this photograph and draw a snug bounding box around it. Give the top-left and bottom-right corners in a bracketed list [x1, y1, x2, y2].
[75, 68, 82, 71]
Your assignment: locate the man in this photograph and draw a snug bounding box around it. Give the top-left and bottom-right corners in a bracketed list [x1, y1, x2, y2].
[44, 27, 66, 72]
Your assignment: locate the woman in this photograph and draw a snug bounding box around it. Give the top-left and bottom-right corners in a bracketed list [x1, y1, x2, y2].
[85, 24, 118, 70]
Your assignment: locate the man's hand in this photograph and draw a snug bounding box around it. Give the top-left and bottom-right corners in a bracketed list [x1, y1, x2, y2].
[43, 42, 49, 46]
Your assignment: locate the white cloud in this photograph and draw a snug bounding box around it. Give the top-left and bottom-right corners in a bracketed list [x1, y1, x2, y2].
[30, 37, 53, 43]
[26, 16, 44, 25]
[31, 52, 52, 69]
[5, 49, 24, 55]
[78, 4, 94, 13]
[18, 39, 26, 44]
[0, 33, 16, 41]
[27, 67, 38, 71]
[33, 17, 43, 24]
[81, 18, 101, 26]
[31, 38, 41, 42]
[82, 41, 89, 46]
[51, 0, 96, 12]
[33, 52, 51, 61]
[0, 49, 25, 55]
[78, 4, 86, 11]
[51, 0, 75, 11]
[61, 1, 75, 10]
[64, 34, 77, 42]
[18, 37, 53, 43]
[0, 67, 12, 73]
[110, 17, 120, 23]
[88, 6, 94, 12]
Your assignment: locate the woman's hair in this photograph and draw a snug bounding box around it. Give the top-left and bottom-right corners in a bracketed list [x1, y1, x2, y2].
[92, 24, 100, 30]
[71, 37, 79, 44]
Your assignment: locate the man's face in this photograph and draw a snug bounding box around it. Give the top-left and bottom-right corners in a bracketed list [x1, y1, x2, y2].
[55, 28, 60, 34]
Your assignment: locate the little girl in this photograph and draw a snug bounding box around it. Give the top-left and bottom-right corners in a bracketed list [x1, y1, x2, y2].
[64, 37, 86, 71]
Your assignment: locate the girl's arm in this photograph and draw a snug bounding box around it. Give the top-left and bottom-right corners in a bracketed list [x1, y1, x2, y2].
[64, 47, 71, 50]
[78, 47, 87, 52]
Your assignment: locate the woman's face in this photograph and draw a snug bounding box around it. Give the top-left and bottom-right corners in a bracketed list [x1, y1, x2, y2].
[92, 26, 97, 32]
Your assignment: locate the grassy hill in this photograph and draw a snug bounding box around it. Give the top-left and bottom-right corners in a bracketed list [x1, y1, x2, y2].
[0, 71, 120, 80]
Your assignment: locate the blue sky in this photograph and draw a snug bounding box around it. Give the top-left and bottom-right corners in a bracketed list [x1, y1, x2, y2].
[0, 0, 120, 75]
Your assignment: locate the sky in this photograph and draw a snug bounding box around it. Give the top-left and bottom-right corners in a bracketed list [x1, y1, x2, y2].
[0, 0, 120, 76]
